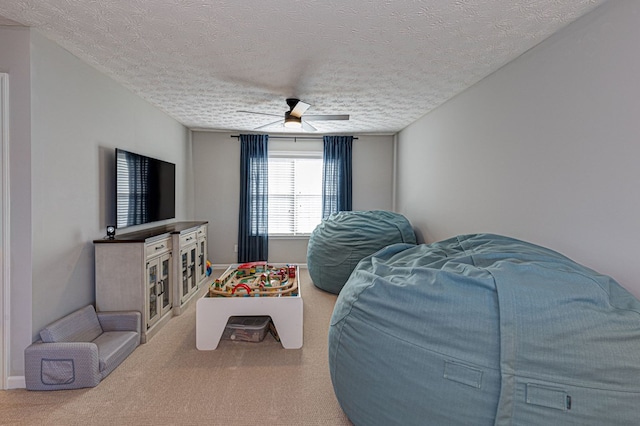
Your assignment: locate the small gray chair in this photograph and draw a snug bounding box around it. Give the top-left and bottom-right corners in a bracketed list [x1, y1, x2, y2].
[24, 305, 141, 391]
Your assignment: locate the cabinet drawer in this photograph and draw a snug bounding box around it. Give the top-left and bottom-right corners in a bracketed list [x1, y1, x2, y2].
[146, 238, 172, 257]
[180, 231, 197, 246]
[196, 226, 206, 238]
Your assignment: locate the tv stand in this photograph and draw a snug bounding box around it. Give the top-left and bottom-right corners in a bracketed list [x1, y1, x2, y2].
[94, 221, 209, 342]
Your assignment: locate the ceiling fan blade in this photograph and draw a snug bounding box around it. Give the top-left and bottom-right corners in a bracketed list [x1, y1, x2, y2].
[301, 120, 317, 132]
[290, 100, 310, 118]
[238, 110, 281, 118]
[303, 114, 350, 121]
[254, 119, 283, 130]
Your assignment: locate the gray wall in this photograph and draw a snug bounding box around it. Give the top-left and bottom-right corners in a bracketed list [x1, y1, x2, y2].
[0, 26, 32, 381]
[2, 28, 193, 380]
[396, 0, 640, 298]
[193, 132, 395, 265]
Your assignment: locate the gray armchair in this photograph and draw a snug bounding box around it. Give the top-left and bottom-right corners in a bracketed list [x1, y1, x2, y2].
[24, 305, 140, 391]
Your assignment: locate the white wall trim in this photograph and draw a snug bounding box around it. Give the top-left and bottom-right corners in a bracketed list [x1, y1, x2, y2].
[0, 72, 10, 390]
[392, 133, 397, 212]
[7, 376, 25, 390]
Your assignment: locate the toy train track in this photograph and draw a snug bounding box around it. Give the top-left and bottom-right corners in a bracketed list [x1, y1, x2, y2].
[208, 262, 299, 297]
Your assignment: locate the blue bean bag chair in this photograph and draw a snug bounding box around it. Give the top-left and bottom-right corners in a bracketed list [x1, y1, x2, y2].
[329, 234, 640, 426]
[307, 210, 416, 294]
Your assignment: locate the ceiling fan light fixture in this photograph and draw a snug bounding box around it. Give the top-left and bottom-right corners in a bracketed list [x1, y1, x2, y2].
[284, 112, 302, 128]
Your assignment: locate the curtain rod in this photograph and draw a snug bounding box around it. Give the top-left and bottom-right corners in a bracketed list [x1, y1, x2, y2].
[230, 135, 358, 141]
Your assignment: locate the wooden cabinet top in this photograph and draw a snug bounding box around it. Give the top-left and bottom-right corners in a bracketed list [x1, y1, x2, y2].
[94, 221, 208, 244]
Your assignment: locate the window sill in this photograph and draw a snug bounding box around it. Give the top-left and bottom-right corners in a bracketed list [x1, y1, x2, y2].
[268, 234, 311, 240]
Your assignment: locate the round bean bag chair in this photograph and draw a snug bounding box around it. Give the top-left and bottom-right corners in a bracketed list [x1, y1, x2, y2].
[329, 233, 640, 426]
[307, 210, 416, 294]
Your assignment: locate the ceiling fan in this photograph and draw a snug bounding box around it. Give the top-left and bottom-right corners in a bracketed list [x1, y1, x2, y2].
[238, 98, 349, 132]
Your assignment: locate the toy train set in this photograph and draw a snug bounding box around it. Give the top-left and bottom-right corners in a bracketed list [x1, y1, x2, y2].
[208, 262, 298, 297]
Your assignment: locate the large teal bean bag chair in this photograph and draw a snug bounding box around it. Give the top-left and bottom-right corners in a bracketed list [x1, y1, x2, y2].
[329, 234, 640, 426]
[307, 210, 416, 294]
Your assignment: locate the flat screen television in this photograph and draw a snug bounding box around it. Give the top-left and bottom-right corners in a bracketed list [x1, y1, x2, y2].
[115, 148, 176, 228]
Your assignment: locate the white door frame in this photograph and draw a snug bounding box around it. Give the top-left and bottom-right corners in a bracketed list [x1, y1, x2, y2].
[0, 72, 10, 390]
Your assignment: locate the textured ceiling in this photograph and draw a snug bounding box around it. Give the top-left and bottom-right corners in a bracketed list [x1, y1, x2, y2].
[0, 0, 606, 134]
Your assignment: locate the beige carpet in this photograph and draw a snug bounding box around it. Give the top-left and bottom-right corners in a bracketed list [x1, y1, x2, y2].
[0, 268, 352, 426]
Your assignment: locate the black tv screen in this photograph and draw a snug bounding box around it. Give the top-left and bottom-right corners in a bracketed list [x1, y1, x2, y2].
[115, 148, 176, 228]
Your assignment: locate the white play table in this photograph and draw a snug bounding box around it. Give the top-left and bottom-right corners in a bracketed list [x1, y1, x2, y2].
[196, 264, 303, 350]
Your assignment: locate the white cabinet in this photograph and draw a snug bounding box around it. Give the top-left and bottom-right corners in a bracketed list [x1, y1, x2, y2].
[177, 233, 197, 307]
[173, 223, 208, 315]
[95, 235, 173, 343]
[196, 225, 208, 286]
[94, 221, 208, 342]
[146, 246, 172, 330]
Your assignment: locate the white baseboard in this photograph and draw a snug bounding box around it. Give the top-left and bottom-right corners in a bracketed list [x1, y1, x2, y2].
[7, 375, 25, 389]
[212, 263, 230, 269]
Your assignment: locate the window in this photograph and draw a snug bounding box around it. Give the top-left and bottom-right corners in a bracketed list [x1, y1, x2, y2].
[268, 151, 322, 236]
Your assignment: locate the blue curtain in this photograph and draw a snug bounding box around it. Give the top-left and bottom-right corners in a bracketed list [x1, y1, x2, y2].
[322, 135, 353, 219]
[238, 134, 269, 262]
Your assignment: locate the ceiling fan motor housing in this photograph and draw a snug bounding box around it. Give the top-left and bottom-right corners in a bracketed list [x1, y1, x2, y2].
[284, 111, 302, 128]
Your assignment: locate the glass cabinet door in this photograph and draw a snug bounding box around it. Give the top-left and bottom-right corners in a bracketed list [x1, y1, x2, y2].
[189, 246, 197, 290]
[181, 250, 189, 301]
[198, 240, 205, 279]
[147, 262, 159, 327]
[197, 236, 207, 284]
[160, 254, 171, 313]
